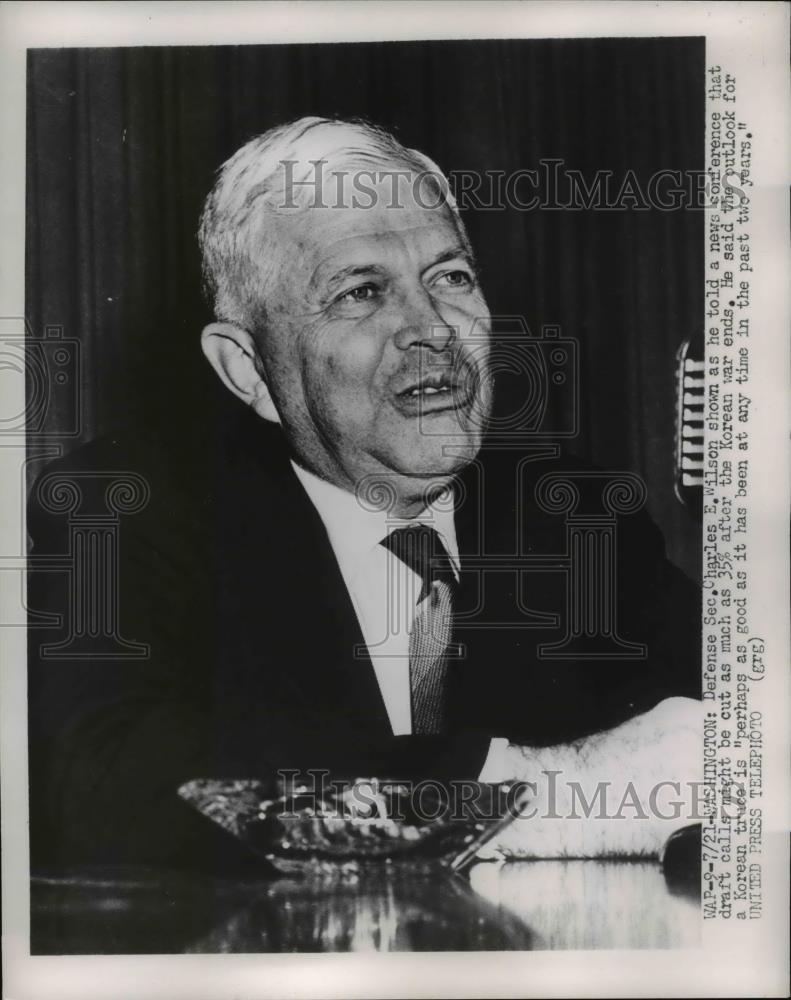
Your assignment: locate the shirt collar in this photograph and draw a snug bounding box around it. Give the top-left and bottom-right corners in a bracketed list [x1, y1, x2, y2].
[290, 460, 459, 571]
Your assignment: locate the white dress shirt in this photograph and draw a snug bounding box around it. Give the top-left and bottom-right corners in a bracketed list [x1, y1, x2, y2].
[291, 461, 507, 778]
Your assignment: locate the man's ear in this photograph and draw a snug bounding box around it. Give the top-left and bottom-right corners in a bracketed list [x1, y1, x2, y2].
[200, 322, 281, 424]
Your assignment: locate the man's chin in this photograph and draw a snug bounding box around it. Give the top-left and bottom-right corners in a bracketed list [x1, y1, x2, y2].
[350, 438, 481, 515]
[388, 437, 482, 480]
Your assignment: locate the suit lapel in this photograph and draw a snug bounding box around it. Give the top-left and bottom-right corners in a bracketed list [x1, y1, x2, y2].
[215, 412, 392, 736]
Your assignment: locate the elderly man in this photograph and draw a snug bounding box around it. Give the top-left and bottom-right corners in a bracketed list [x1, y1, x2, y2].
[28, 117, 700, 869]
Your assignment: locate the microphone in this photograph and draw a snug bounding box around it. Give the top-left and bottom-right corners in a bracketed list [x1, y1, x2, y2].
[674, 336, 705, 516]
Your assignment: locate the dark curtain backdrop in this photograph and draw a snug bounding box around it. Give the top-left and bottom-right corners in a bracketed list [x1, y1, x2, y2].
[26, 38, 704, 580]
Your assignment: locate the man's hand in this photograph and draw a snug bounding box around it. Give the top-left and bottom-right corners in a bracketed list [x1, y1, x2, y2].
[479, 697, 702, 859]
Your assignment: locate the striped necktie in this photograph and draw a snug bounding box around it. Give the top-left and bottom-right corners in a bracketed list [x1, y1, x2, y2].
[380, 525, 458, 735]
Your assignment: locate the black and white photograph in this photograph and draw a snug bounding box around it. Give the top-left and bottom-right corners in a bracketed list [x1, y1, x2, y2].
[1, 3, 789, 998]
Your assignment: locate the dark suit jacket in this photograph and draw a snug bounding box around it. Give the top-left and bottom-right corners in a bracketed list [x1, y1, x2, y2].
[27, 402, 700, 871]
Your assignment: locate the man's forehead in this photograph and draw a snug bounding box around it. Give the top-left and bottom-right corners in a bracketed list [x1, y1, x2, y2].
[314, 215, 464, 270]
[288, 201, 465, 276]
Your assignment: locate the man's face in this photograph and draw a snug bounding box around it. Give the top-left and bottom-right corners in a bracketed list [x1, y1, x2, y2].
[254, 176, 492, 498]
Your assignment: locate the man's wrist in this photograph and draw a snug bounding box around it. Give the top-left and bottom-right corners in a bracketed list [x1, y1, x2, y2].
[476, 737, 510, 783]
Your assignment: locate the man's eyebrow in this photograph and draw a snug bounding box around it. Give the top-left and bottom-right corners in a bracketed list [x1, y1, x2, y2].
[425, 245, 479, 275]
[320, 264, 383, 293]
[314, 244, 479, 296]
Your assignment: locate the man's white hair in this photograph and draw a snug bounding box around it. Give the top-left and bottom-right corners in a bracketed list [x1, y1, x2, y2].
[198, 116, 464, 329]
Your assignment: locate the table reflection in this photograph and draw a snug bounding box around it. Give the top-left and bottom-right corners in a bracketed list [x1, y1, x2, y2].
[184, 873, 534, 952]
[468, 860, 700, 950]
[31, 856, 699, 954]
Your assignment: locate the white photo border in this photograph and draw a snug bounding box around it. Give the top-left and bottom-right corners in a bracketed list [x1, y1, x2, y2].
[1, 3, 788, 998]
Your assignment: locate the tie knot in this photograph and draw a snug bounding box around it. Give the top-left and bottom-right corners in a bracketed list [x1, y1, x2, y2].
[380, 525, 456, 601]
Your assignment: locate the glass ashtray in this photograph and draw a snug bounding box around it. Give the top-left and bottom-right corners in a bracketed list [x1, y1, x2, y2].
[178, 776, 508, 876]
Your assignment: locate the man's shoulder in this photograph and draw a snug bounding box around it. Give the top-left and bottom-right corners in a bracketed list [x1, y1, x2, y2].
[473, 443, 626, 486]
[464, 443, 666, 557]
[31, 406, 291, 499]
[29, 424, 198, 528]
[27, 406, 297, 550]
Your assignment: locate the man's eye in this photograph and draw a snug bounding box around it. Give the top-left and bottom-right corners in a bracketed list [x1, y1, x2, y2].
[337, 284, 378, 304]
[435, 270, 473, 288]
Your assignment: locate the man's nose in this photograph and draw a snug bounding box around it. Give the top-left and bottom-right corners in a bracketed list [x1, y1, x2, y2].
[392, 289, 457, 353]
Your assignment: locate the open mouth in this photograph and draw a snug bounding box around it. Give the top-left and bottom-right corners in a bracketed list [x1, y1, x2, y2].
[403, 381, 454, 399]
[393, 369, 474, 415]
